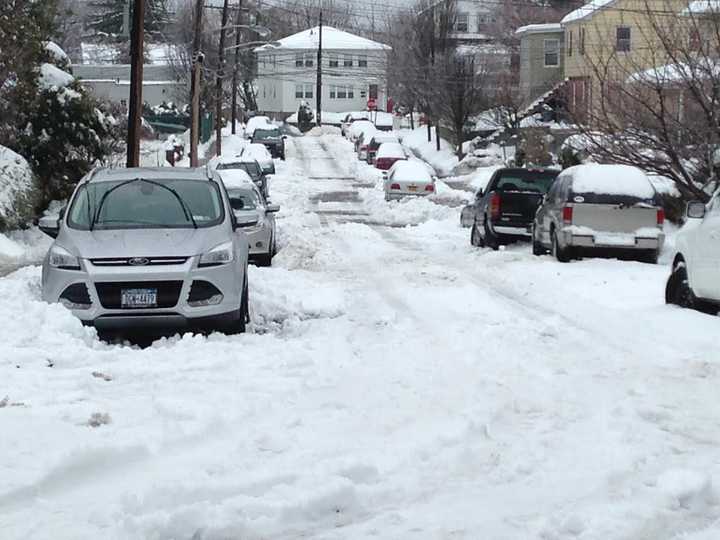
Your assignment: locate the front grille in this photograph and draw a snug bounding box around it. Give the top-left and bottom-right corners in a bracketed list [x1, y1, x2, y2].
[59, 283, 92, 305]
[89, 256, 189, 267]
[94, 281, 183, 309]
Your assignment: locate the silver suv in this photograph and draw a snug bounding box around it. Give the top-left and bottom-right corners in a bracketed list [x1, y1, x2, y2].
[39, 167, 250, 333]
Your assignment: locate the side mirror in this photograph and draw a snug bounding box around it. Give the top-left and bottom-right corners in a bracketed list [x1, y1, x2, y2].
[687, 201, 706, 219]
[39, 215, 60, 238]
[234, 214, 259, 228]
[266, 204, 280, 213]
[476, 189, 484, 199]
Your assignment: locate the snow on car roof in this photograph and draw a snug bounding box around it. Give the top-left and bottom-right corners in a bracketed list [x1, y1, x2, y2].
[243, 143, 271, 156]
[563, 164, 656, 198]
[348, 120, 376, 136]
[255, 26, 391, 51]
[390, 160, 433, 181]
[371, 133, 398, 143]
[377, 142, 405, 158]
[217, 168, 254, 189]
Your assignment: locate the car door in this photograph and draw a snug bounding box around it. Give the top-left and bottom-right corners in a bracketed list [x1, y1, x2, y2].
[689, 197, 720, 298]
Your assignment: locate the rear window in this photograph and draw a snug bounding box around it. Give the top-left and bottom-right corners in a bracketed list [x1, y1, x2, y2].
[494, 170, 558, 194]
[568, 191, 656, 205]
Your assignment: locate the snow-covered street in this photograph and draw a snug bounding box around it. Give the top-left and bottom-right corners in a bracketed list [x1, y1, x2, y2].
[2, 134, 720, 539]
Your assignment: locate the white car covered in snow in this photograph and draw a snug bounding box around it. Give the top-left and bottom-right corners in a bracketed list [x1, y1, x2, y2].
[384, 160, 436, 201]
[244, 116, 273, 139]
[533, 164, 664, 263]
[666, 197, 720, 313]
[241, 143, 275, 176]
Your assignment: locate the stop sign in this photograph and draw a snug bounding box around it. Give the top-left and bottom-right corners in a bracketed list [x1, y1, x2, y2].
[367, 98, 377, 111]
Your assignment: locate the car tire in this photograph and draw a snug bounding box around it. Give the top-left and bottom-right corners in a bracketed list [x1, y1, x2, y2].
[484, 221, 499, 251]
[532, 225, 545, 256]
[665, 263, 717, 314]
[552, 229, 571, 262]
[470, 221, 484, 247]
[228, 277, 249, 334]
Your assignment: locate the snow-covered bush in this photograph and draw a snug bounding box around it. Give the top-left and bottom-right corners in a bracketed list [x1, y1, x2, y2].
[0, 146, 41, 231]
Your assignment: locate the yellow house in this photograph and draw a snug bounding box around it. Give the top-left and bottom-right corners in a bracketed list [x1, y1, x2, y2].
[561, 0, 690, 118]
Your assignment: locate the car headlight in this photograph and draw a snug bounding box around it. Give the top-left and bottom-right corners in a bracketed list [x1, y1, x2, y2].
[49, 245, 81, 270]
[199, 241, 234, 267]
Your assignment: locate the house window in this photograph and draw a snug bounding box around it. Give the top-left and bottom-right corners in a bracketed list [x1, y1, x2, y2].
[329, 54, 338, 67]
[344, 55, 353, 67]
[347, 86, 354, 99]
[337, 86, 347, 98]
[295, 53, 303, 67]
[360, 89, 367, 98]
[357, 55, 367, 68]
[455, 12, 469, 32]
[295, 84, 303, 98]
[330, 86, 337, 99]
[544, 39, 560, 67]
[580, 28, 586, 55]
[305, 53, 314, 67]
[304, 84, 313, 98]
[568, 30, 573, 56]
[616, 26, 631, 52]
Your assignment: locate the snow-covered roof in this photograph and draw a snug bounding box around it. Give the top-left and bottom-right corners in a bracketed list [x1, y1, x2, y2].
[515, 23, 563, 36]
[377, 142, 405, 158]
[389, 160, 434, 182]
[38, 63, 74, 89]
[256, 26, 391, 52]
[682, 0, 720, 14]
[561, 0, 615, 24]
[627, 59, 720, 85]
[217, 168, 254, 189]
[561, 164, 656, 198]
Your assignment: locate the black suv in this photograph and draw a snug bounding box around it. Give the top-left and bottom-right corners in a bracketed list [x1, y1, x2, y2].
[251, 127, 286, 160]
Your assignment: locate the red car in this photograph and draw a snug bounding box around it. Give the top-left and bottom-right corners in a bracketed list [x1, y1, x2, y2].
[375, 142, 407, 170]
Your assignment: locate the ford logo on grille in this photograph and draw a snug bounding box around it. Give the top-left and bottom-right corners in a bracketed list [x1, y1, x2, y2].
[128, 257, 150, 266]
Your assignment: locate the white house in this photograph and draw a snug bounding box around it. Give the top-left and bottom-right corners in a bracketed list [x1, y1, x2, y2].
[254, 26, 391, 117]
[448, 0, 498, 43]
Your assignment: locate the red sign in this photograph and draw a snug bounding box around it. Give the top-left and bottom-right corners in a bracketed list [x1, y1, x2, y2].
[367, 98, 377, 111]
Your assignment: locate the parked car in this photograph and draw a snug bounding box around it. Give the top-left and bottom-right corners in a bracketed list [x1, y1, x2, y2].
[38, 167, 250, 334]
[348, 120, 376, 145]
[220, 170, 279, 267]
[533, 164, 664, 263]
[355, 128, 378, 161]
[371, 111, 394, 132]
[251, 125, 286, 160]
[375, 142, 406, 170]
[366, 133, 399, 164]
[241, 143, 275, 175]
[666, 199, 720, 313]
[384, 160, 436, 201]
[244, 115, 272, 139]
[469, 167, 559, 250]
[213, 155, 268, 199]
[341, 112, 371, 137]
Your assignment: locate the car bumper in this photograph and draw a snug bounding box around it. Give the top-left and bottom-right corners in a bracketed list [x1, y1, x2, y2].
[492, 225, 532, 238]
[563, 231, 664, 250]
[385, 191, 432, 200]
[42, 256, 244, 328]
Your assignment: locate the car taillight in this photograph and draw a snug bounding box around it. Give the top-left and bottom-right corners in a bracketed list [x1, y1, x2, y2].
[562, 205, 573, 224]
[657, 208, 665, 226]
[390, 183, 401, 190]
[425, 184, 435, 192]
[489, 192, 501, 221]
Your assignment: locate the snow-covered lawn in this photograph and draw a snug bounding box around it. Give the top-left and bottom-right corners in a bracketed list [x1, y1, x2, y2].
[2, 134, 720, 539]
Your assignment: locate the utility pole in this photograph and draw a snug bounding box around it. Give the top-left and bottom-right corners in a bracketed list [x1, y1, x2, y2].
[231, 0, 244, 135]
[315, 4, 323, 127]
[126, 0, 145, 168]
[215, 0, 231, 157]
[189, 0, 204, 167]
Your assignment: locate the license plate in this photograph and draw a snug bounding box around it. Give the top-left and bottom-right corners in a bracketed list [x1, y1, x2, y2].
[121, 288, 157, 308]
[408, 185, 417, 192]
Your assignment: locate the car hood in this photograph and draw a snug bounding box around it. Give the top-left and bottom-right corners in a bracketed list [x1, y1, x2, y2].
[58, 227, 227, 259]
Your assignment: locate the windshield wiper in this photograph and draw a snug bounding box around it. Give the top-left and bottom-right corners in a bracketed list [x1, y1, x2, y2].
[90, 178, 198, 230]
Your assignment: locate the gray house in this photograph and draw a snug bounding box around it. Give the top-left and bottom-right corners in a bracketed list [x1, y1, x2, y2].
[71, 64, 185, 107]
[515, 24, 565, 105]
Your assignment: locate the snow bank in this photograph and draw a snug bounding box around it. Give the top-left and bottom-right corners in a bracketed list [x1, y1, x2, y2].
[399, 127, 458, 177]
[38, 63, 74, 90]
[306, 125, 342, 137]
[563, 164, 656, 198]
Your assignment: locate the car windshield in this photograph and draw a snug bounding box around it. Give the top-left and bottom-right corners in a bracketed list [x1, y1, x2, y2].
[216, 162, 245, 171]
[228, 188, 260, 210]
[68, 178, 224, 230]
[495, 171, 558, 194]
[253, 128, 281, 140]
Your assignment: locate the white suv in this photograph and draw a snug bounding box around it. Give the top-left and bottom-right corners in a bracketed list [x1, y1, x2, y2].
[666, 199, 720, 314]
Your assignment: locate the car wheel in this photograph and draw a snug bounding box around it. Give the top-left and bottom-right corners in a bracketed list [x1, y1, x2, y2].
[664, 263, 717, 314]
[470, 221, 484, 247]
[551, 229, 571, 262]
[531, 225, 545, 256]
[484, 221, 499, 251]
[226, 276, 249, 334]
